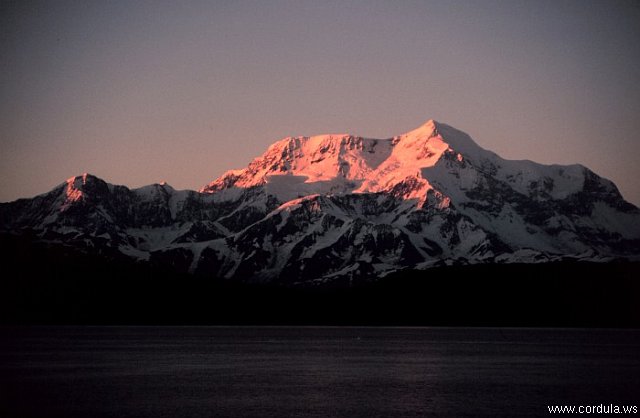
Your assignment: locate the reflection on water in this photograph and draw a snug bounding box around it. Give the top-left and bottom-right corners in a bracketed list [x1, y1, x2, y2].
[1, 327, 639, 417]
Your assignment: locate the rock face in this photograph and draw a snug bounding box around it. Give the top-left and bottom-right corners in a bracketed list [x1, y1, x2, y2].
[2, 120, 639, 284]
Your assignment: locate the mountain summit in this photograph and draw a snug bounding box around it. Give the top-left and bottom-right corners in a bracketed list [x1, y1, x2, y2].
[2, 120, 639, 284]
[200, 119, 474, 204]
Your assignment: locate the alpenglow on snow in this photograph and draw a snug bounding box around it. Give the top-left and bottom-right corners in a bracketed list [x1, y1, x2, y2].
[1, 120, 639, 284]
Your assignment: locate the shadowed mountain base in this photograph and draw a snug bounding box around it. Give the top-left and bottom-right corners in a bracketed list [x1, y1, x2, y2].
[1, 234, 638, 327]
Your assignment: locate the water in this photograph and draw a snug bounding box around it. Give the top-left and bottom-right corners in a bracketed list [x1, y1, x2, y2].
[1, 327, 638, 417]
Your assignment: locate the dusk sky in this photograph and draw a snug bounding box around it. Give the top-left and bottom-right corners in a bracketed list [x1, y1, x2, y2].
[1, 0, 639, 205]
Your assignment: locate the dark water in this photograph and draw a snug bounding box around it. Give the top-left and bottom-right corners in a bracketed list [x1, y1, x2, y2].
[1, 327, 639, 417]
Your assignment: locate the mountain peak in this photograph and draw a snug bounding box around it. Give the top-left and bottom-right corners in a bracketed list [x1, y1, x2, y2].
[61, 174, 92, 209]
[65, 173, 95, 187]
[405, 119, 439, 137]
[63, 172, 104, 196]
[410, 120, 490, 162]
[58, 173, 112, 212]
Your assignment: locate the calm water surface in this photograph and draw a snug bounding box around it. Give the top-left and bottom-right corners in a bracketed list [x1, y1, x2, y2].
[1, 327, 639, 417]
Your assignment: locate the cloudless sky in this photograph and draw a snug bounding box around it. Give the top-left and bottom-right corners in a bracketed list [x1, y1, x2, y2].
[1, 0, 639, 205]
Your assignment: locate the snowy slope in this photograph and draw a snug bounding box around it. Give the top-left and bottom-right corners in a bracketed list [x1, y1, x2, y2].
[1, 119, 639, 283]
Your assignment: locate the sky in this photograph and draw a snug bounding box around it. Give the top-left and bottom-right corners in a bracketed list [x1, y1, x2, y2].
[1, 0, 639, 205]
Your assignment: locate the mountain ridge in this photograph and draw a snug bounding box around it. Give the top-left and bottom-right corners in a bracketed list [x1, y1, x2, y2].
[1, 119, 639, 285]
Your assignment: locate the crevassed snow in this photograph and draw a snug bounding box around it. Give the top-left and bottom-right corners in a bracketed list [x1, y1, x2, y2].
[126, 225, 192, 251]
[118, 245, 150, 261]
[584, 201, 640, 239]
[131, 184, 192, 220]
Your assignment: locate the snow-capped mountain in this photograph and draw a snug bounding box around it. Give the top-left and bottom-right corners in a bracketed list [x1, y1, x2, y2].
[2, 120, 639, 284]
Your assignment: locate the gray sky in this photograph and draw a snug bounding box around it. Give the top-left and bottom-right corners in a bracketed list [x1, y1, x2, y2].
[1, 0, 639, 205]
